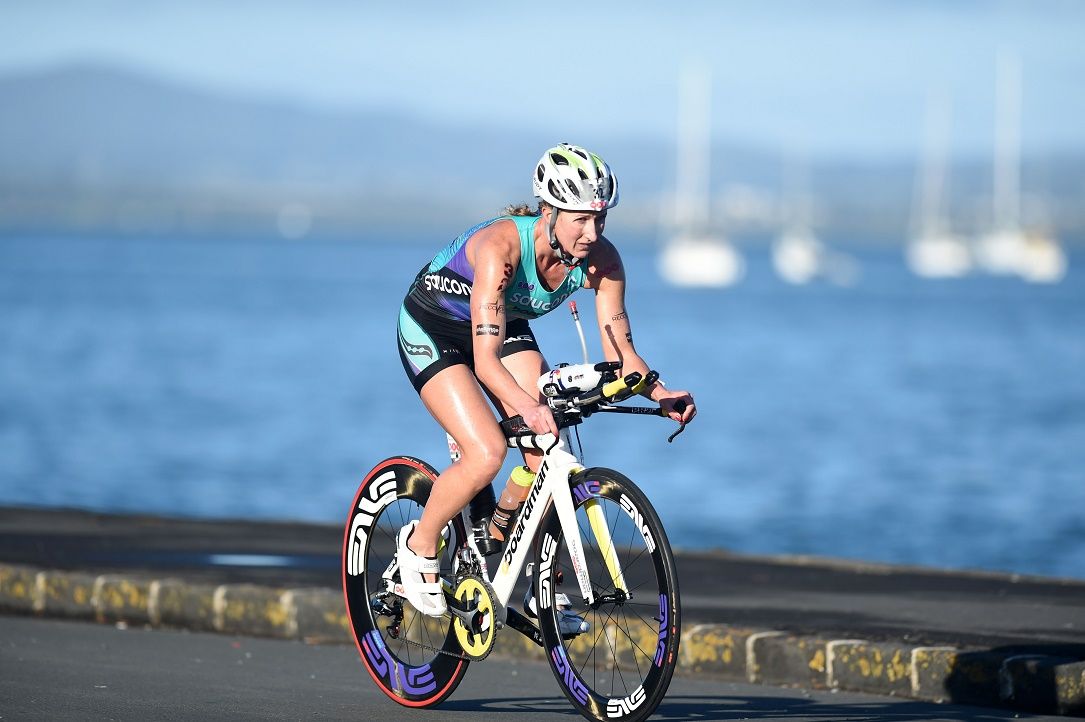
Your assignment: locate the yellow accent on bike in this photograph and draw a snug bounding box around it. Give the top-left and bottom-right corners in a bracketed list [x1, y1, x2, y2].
[584, 498, 628, 594]
[452, 576, 497, 660]
[602, 377, 628, 399]
[510, 464, 535, 487]
[602, 372, 649, 401]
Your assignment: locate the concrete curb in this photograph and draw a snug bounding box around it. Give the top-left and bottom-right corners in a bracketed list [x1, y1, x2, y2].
[2, 563, 1082, 717]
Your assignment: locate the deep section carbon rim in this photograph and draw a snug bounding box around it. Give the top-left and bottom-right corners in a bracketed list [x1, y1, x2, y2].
[535, 467, 681, 722]
[341, 456, 469, 707]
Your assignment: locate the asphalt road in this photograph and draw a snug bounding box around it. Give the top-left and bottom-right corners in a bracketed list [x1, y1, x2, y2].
[1, 615, 1065, 722]
[2, 506, 1084, 651]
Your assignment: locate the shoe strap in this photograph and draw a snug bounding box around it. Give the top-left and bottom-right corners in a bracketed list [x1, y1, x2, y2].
[412, 580, 443, 594]
[401, 525, 441, 574]
[401, 549, 440, 575]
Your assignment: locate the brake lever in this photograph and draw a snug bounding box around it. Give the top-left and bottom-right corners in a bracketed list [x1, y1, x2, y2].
[666, 400, 689, 443]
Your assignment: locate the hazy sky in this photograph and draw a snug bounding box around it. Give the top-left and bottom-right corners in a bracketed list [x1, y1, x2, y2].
[2, 0, 1083, 159]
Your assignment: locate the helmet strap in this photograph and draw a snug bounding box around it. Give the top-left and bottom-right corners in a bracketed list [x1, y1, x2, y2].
[547, 208, 581, 267]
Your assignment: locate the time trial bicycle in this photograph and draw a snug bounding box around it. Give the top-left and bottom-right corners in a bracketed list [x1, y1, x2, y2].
[342, 353, 686, 722]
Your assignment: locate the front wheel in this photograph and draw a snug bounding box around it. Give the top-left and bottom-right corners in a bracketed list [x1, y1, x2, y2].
[341, 456, 470, 708]
[534, 467, 681, 722]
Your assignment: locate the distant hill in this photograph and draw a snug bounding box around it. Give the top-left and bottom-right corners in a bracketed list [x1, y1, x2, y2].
[1, 63, 1083, 239]
[0, 62, 788, 192]
[0, 63, 517, 189]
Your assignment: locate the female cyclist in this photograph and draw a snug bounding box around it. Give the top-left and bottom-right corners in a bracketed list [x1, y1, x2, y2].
[395, 142, 696, 616]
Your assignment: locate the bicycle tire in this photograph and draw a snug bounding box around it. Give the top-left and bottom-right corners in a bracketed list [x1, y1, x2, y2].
[342, 455, 469, 707]
[534, 467, 681, 722]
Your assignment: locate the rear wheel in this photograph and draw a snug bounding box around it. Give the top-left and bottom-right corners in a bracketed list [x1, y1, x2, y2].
[534, 467, 680, 722]
[342, 456, 469, 707]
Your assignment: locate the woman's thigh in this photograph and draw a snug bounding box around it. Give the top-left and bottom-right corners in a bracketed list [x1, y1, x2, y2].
[419, 363, 505, 465]
[485, 349, 549, 418]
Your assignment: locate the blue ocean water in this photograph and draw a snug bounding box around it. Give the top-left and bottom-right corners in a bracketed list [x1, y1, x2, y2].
[1, 233, 1083, 579]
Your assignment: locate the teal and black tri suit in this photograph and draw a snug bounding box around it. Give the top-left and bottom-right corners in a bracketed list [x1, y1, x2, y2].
[398, 215, 587, 393]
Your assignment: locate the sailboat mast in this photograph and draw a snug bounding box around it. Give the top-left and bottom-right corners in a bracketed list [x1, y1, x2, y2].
[676, 63, 711, 232]
[993, 51, 1021, 232]
[915, 88, 951, 237]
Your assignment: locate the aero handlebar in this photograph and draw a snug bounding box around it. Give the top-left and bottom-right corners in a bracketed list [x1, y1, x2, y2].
[499, 368, 687, 443]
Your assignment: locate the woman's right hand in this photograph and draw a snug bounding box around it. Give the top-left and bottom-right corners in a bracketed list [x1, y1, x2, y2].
[516, 400, 559, 437]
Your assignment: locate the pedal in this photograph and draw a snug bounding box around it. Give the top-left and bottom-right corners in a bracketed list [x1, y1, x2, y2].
[523, 564, 590, 637]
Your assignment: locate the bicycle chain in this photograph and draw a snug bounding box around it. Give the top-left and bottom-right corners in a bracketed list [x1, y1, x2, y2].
[381, 573, 499, 662]
[390, 629, 471, 660]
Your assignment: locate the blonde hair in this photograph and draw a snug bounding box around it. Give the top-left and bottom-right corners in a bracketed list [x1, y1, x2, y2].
[503, 201, 548, 217]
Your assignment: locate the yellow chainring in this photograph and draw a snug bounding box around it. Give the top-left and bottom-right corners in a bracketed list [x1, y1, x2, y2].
[451, 574, 499, 660]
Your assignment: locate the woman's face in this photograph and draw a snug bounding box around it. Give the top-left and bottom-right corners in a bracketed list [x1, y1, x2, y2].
[551, 209, 607, 261]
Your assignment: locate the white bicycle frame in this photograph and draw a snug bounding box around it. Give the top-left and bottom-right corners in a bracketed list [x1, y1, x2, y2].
[452, 424, 629, 621]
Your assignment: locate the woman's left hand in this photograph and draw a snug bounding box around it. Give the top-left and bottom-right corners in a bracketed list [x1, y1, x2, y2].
[659, 391, 696, 424]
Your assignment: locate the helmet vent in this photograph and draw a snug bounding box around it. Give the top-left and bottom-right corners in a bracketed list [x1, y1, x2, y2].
[550, 152, 570, 167]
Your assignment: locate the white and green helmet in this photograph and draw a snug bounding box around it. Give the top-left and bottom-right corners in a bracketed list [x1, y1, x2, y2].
[532, 142, 619, 212]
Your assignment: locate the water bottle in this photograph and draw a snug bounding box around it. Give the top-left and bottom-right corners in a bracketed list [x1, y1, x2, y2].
[488, 465, 535, 543]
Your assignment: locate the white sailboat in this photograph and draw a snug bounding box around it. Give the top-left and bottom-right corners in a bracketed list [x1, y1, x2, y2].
[772, 226, 823, 285]
[1018, 229, 1067, 283]
[906, 89, 972, 278]
[772, 150, 859, 286]
[659, 63, 744, 288]
[975, 52, 1066, 283]
[773, 225, 859, 287]
[772, 150, 821, 284]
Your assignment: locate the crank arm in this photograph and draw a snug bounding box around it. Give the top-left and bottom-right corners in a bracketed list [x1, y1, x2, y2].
[504, 607, 543, 647]
[444, 591, 480, 625]
[444, 603, 478, 626]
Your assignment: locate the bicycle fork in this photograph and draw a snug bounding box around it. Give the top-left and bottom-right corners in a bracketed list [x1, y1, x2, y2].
[548, 452, 630, 605]
[583, 497, 630, 595]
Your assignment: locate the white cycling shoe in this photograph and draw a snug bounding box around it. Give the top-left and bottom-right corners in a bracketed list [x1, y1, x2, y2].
[523, 566, 590, 637]
[396, 521, 447, 617]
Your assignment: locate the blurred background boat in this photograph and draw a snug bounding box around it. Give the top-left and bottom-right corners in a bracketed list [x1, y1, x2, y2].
[906, 89, 972, 279]
[659, 63, 744, 288]
[773, 149, 858, 286]
[975, 51, 1067, 283]
[772, 225, 824, 285]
